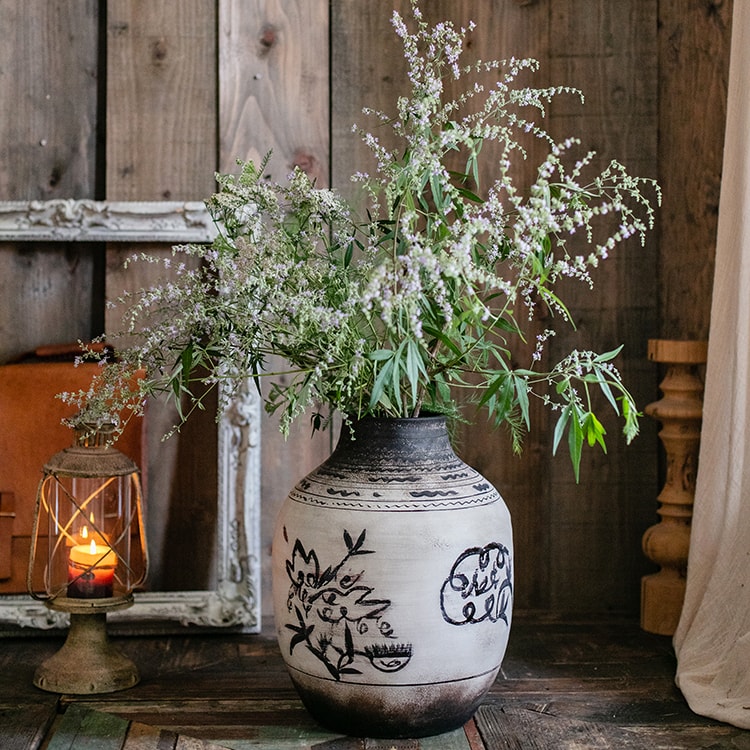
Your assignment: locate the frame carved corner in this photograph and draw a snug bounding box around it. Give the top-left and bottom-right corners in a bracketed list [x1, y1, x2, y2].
[0, 199, 216, 243]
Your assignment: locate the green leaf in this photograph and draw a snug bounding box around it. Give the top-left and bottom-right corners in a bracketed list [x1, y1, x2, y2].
[595, 372, 619, 414]
[405, 339, 425, 405]
[422, 325, 464, 359]
[594, 346, 624, 363]
[180, 344, 194, 386]
[513, 374, 530, 429]
[391, 340, 407, 409]
[479, 371, 510, 408]
[496, 374, 515, 417]
[555, 377, 570, 395]
[568, 408, 585, 483]
[369, 357, 394, 409]
[552, 404, 571, 456]
[620, 395, 640, 444]
[493, 315, 523, 337]
[455, 185, 483, 203]
[429, 174, 445, 212]
[583, 412, 607, 452]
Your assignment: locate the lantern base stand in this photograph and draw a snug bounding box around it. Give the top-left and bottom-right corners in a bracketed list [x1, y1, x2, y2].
[34, 604, 138, 694]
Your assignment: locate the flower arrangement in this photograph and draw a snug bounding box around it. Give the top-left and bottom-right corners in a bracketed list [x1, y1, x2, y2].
[64, 2, 660, 479]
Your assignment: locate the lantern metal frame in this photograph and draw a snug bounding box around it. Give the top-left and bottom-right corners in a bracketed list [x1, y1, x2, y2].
[27, 426, 148, 694]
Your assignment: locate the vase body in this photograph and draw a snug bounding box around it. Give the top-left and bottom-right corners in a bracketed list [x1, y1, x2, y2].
[271, 415, 514, 738]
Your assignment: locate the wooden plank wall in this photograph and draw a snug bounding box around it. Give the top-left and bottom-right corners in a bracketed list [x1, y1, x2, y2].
[218, 0, 332, 599]
[544, 0, 661, 611]
[0, 1, 732, 617]
[658, 0, 732, 340]
[0, 0, 100, 361]
[104, 0, 220, 591]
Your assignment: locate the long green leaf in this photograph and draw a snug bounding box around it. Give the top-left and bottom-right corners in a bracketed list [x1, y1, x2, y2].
[594, 346, 624, 363]
[479, 371, 509, 407]
[568, 407, 585, 482]
[552, 404, 571, 456]
[422, 325, 464, 358]
[595, 372, 619, 414]
[369, 357, 394, 409]
[514, 374, 530, 429]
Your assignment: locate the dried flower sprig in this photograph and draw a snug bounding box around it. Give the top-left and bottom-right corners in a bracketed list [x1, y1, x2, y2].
[62, 1, 660, 479]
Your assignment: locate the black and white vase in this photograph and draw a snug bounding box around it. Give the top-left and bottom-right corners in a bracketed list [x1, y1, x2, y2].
[271, 415, 513, 738]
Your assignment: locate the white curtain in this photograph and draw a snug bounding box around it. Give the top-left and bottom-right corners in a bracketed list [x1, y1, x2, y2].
[673, 1, 750, 730]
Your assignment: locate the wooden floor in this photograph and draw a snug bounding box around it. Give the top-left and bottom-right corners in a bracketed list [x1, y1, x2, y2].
[0, 615, 744, 749]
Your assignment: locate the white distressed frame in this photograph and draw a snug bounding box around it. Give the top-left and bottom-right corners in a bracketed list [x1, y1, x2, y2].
[0, 200, 262, 633]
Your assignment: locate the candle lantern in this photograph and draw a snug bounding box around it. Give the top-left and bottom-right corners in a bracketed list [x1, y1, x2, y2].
[27, 423, 148, 694]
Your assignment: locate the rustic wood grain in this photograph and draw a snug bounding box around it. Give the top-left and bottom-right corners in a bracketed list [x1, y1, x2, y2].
[544, 0, 661, 613]
[0, 243, 98, 363]
[45, 704, 129, 750]
[3, 618, 742, 748]
[219, 0, 330, 184]
[43, 704, 233, 750]
[475, 705, 637, 749]
[105, 0, 216, 202]
[104, 0, 219, 591]
[0, 704, 58, 750]
[0, 0, 100, 362]
[218, 0, 333, 612]
[0, 0, 99, 200]
[657, 0, 733, 340]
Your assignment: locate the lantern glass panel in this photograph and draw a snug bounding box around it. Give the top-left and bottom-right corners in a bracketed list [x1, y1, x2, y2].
[36, 469, 145, 601]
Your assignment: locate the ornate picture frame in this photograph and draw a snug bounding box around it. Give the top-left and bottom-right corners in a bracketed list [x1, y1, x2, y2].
[0, 200, 261, 634]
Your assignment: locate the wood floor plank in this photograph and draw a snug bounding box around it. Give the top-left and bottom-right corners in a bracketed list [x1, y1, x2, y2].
[420, 727, 473, 749]
[474, 705, 642, 749]
[46, 703, 129, 750]
[174, 735, 234, 750]
[0, 702, 58, 750]
[462, 720, 485, 750]
[1, 617, 741, 749]
[120, 721, 179, 750]
[620, 725, 750, 749]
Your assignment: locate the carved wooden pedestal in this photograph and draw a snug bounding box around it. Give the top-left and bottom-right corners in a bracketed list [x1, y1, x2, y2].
[641, 339, 707, 635]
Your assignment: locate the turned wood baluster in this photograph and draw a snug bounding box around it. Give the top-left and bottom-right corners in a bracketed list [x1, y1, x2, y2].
[641, 339, 707, 636]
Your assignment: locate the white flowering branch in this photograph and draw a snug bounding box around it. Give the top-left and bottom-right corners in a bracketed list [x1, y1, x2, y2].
[62, 1, 660, 480]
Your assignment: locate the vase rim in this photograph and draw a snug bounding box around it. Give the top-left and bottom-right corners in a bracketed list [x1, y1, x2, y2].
[352, 412, 446, 424]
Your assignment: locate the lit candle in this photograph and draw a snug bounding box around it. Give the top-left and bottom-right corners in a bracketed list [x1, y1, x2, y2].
[67, 538, 117, 599]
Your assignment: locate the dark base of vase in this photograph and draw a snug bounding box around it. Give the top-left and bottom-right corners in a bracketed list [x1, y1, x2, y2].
[290, 670, 494, 739]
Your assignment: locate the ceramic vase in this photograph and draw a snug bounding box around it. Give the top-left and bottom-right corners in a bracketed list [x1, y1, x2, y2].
[271, 415, 513, 738]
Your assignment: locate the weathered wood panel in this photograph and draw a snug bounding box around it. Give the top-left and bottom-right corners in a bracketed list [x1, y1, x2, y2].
[658, 0, 732, 341]
[0, 0, 99, 201]
[3, 619, 743, 748]
[218, 0, 332, 608]
[545, 0, 660, 612]
[0, 0, 100, 362]
[219, 0, 330, 185]
[105, 0, 219, 591]
[331, 0, 554, 611]
[330, 0, 660, 613]
[106, 0, 217, 202]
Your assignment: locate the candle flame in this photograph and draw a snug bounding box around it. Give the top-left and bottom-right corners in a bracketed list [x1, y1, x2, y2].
[81, 525, 89, 540]
[89, 539, 97, 555]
